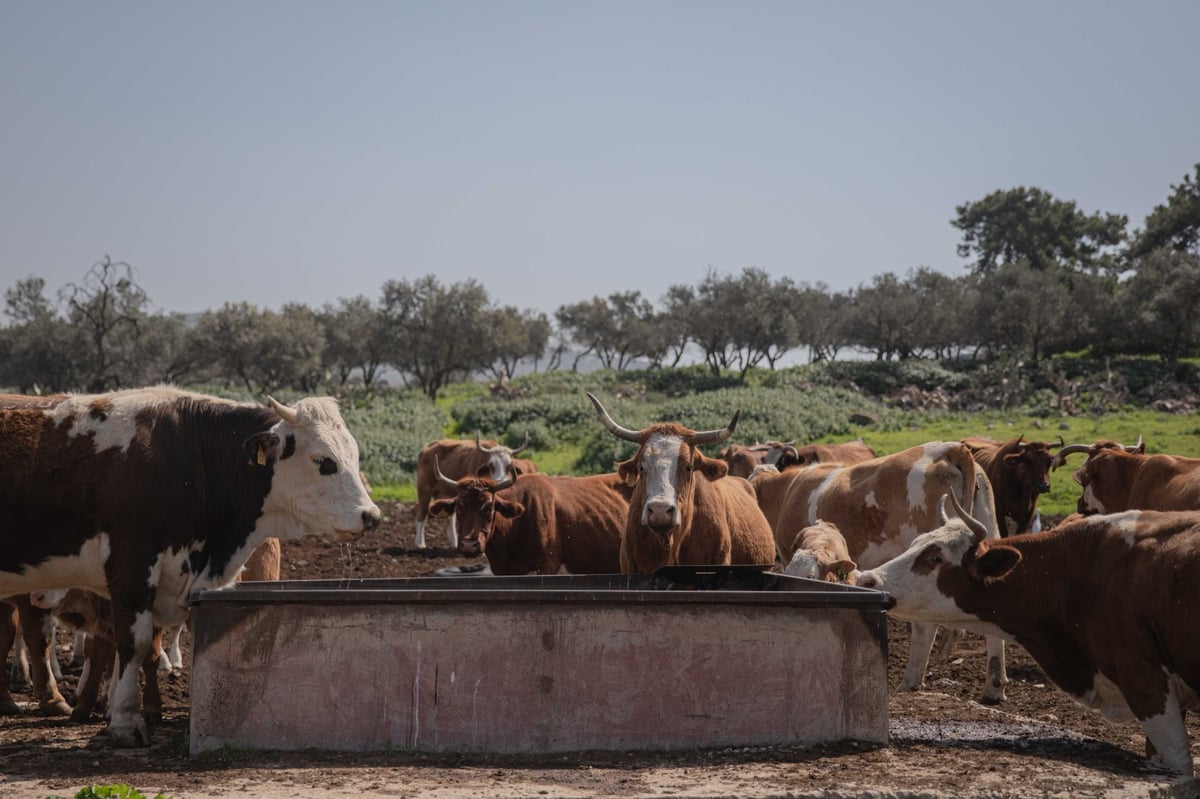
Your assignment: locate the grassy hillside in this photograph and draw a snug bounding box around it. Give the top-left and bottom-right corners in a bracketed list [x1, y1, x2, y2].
[322, 366, 1200, 518]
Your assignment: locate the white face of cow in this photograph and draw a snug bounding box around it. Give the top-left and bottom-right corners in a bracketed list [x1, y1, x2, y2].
[636, 432, 687, 532]
[855, 521, 983, 623]
[260, 397, 381, 542]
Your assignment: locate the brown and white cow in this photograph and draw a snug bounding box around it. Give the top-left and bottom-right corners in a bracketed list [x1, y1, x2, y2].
[765, 438, 877, 470]
[717, 442, 775, 479]
[0, 386, 380, 746]
[961, 435, 1058, 536]
[857, 501, 1200, 776]
[29, 588, 166, 725]
[0, 596, 70, 716]
[414, 433, 536, 549]
[771, 442, 1007, 703]
[1053, 436, 1200, 515]
[428, 463, 631, 575]
[781, 520, 857, 583]
[587, 393, 776, 573]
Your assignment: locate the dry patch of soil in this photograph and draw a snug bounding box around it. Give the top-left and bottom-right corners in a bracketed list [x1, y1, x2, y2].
[3, 501, 1198, 799]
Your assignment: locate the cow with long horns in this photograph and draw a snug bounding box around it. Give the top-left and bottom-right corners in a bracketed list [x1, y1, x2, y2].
[857, 500, 1200, 777]
[1053, 435, 1200, 515]
[586, 393, 776, 573]
[413, 433, 536, 549]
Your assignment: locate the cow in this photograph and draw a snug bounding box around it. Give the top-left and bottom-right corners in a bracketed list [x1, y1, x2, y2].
[782, 520, 858, 583]
[770, 442, 1007, 703]
[0, 386, 380, 746]
[29, 588, 166, 724]
[765, 438, 877, 470]
[856, 500, 1200, 777]
[1053, 436, 1200, 515]
[717, 443, 774, 479]
[427, 463, 631, 575]
[0, 596, 70, 716]
[414, 433, 536, 550]
[586, 393, 776, 573]
[961, 435, 1059, 536]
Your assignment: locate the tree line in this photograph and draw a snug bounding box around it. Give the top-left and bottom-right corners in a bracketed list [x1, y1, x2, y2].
[3, 164, 1198, 399]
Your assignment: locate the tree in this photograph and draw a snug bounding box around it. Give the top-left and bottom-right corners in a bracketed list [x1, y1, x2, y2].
[844, 272, 923, 360]
[132, 312, 209, 386]
[1119, 249, 1200, 361]
[321, 296, 390, 387]
[481, 306, 550, 379]
[59, 256, 150, 391]
[972, 261, 1071, 363]
[555, 291, 653, 371]
[380, 275, 495, 400]
[953, 188, 1127, 275]
[1128, 163, 1200, 258]
[0, 276, 84, 392]
[792, 282, 848, 363]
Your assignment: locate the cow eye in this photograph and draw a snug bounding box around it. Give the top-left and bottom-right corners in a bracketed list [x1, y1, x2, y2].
[313, 456, 338, 475]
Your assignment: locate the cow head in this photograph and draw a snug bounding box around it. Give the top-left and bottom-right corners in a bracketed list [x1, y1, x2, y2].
[856, 476, 1017, 623]
[783, 521, 858, 584]
[718, 443, 771, 479]
[251, 396, 382, 542]
[588, 392, 735, 538]
[999, 436, 1057, 496]
[1052, 436, 1145, 514]
[762, 441, 804, 469]
[471, 430, 530, 481]
[428, 457, 520, 556]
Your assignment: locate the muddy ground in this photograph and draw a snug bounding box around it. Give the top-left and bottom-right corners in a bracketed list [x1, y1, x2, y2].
[2, 501, 1198, 799]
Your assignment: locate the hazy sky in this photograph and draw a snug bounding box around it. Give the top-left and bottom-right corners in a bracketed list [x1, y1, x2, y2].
[2, 1, 1197, 318]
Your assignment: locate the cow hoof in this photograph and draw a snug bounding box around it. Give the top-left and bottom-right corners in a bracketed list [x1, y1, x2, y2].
[106, 722, 151, 748]
[0, 698, 23, 716]
[70, 708, 96, 723]
[142, 708, 163, 728]
[39, 699, 72, 716]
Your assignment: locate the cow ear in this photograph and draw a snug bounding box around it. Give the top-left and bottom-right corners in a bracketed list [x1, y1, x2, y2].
[496, 499, 525, 518]
[1002, 452, 1023, 466]
[617, 457, 638, 486]
[975, 544, 1021, 580]
[428, 499, 456, 518]
[695, 451, 728, 481]
[828, 559, 858, 583]
[244, 432, 281, 467]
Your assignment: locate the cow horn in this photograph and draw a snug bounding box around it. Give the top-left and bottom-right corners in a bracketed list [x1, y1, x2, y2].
[267, 396, 299, 424]
[1051, 443, 1095, 471]
[1124, 434, 1144, 453]
[937, 494, 950, 525]
[510, 431, 530, 455]
[948, 490, 990, 542]
[490, 467, 516, 492]
[434, 456, 458, 489]
[1050, 434, 1065, 450]
[587, 393, 642, 442]
[693, 410, 740, 445]
[475, 431, 498, 453]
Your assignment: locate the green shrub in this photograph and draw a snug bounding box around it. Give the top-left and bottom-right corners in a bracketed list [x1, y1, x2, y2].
[48, 785, 172, 799]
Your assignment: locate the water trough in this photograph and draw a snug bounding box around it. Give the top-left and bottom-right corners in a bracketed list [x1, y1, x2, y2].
[188, 566, 891, 755]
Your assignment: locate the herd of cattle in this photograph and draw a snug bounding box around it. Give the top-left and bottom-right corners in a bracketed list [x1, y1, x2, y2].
[1, 386, 1198, 778]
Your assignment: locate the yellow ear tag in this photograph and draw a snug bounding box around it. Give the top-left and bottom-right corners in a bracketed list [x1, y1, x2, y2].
[256, 445, 267, 466]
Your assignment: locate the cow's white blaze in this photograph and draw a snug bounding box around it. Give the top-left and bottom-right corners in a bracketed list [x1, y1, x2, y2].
[0, 531, 112, 597]
[256, 397, 380, 541]
[864, 490, 879, 509]
[638, 432, 684, 529]
[1080, 483, 1105, 514]
[784, 549, 820, 580]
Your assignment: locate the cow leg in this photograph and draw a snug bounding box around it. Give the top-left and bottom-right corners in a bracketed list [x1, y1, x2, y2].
[445, 515, 458, 550]
[415, 518, 428, 549]
[981, 635, 1007, 704]
[70, 629, 88, 667]
[71, 635, 114, 722]
[43, 613, 63, 682]
[105, 602, 154, 747]
[0, 602, 21, 715]
[897, 622, 939, 693]
[141, 628, 164, 727]
[14, 597, 70, 715]
[1140, 690, 1194, 777]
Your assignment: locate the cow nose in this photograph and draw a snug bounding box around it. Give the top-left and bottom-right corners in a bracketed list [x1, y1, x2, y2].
[459, 539, 481, 556]
[857, 573, 878, 590]
[362, 510, 381, 533]
[645, 501, 677, 528]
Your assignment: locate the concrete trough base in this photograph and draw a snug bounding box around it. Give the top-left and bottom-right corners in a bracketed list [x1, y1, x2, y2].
[188, 570, 890, 756]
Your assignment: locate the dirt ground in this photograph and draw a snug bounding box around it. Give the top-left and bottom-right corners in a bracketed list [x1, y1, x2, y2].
[3, 501, 1199, 799]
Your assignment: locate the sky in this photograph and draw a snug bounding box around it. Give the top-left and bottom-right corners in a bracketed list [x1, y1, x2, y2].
[2, 1, 1198, 319]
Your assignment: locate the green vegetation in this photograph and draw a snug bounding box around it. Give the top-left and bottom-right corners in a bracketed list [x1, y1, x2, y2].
[48, 786, 172, 799]
[347, 362, 1200, 520]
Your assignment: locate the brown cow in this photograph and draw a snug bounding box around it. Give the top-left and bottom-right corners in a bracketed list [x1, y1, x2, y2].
[771, 442, 1006, 703]
[857, 503, 1200, 776]
[587, 393, 776, 573]
[29, 588, 165, 724]
[414, 434, 536, 549]
[961, 435, 1058, 536]
[428, 465, 630, 575]
[717, 443, 773, 479]
[0, 596, 70, 716]
[1053, 436, 1200, 515]
[781, 520, 857, 583]
[765, 439, 877, 470]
